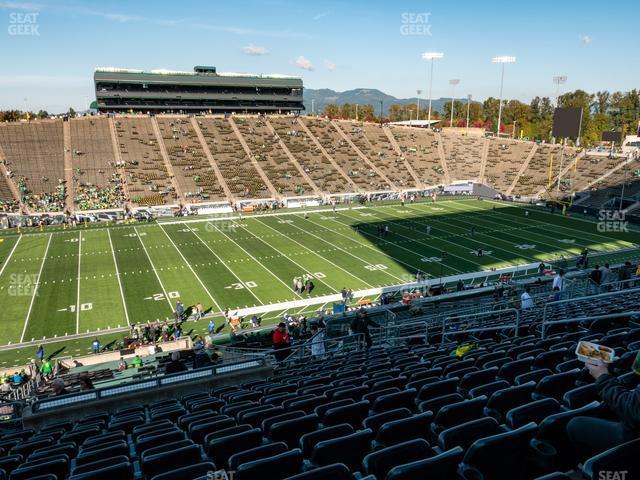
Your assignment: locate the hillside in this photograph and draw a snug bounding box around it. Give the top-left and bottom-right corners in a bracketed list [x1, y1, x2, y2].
[303, 88, 463, 116]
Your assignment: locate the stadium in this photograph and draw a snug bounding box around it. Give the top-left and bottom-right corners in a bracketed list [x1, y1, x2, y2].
[0, 1, 639, 479]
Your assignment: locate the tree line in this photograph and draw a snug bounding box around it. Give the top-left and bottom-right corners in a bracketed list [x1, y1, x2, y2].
[0, 107, 76, 122]
[320, 89, 640, 146]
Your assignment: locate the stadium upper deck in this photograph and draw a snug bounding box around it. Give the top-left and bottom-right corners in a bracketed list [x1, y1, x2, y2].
[94, 66, 304, 113]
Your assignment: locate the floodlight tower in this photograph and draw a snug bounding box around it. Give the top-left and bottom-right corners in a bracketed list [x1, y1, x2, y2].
[416, 89, 422, 120]
[553, 75, 567, 107]
[492, 56, 516, 136]
[466, 94, 472, 131]
[449, 79, 460, 127]
[422, 52, 444, 127]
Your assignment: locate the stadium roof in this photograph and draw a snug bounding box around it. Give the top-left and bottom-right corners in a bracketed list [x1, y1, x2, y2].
[94, 66, 301, 80]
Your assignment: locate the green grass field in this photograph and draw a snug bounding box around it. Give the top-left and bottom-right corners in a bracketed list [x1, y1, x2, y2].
[0, 198, 638, 366]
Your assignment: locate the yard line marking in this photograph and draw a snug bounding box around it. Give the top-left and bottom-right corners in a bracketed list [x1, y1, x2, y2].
[0, 235, 21, 279]
[280, 216, 408, 282]
[107, 229, 130, 326]
[379, 204, 545, 263]
[343, 207, 509, 268]
[429, 201, 584, 257]
[157, 223, 222, 312]
[226, 218, 336, 292]
[134, 226, 173, 312]
[20, 234, 52, 343]
[326, 212, 467, 274]
[75, 231, 82, 334]
[186, 224, 264, 305]
[248, 217, 373, 289]
[445, 200, 633, 253]
[207, 221, 304, 299]
[483, 199, 638, 244]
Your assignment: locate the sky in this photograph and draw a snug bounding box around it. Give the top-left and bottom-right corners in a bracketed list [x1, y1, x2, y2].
[0, 0, 638, 113]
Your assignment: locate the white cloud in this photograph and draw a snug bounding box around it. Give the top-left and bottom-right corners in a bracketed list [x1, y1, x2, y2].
[241, 44, 270, 56]
[313, 11, 329, 21]
[579, 34, 592, 44]
[295, 56, 314, 71]
[324, 60, 336, 72]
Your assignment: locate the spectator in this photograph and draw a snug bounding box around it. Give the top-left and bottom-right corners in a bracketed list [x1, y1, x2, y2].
[165, 351, 187, 374]
[92, 338, 100, 354]
[350, 310, 380, 349]
[310, 324, 325, 358]
[520, 287, 534, 309]
[552, 269, 566, 297]
[208, 319, 215, 334]
[567, 352, 640, 459]
[456, 279, 464, 292]
[1, 379, 11, 395]
[589, 265, 602, 295]
[193, 345, 211, 369]
[36, 345, 44, 362]
[272, 323, 291, 362]
[117, 357, 127, 372]
[548, 286, 561, 302]
[79, 374, 94, 390]
[40, 359, 53, 378]
[209, 346, 222, 363]
[51, 378, 69, 396]
[12, 372, 22, 384]
[131, 355, 142, 368]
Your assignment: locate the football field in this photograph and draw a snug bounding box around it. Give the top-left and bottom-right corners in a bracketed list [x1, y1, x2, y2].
[0, 198, 637, 348]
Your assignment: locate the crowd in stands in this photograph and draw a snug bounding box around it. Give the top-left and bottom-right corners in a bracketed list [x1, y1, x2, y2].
[15, 176, 66, 212]
[0, 198, 20, 213]
[73, 178, 125, 210]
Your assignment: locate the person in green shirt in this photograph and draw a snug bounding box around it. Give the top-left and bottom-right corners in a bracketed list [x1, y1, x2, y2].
[40, 360, 53, 378]
[131, 356, 142, 368]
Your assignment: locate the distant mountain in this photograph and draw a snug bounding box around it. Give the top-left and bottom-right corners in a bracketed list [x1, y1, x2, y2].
[303, 88, 462, 116]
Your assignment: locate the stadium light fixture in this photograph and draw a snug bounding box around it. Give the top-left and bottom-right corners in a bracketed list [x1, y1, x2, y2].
[422, 52, 444, 126]
[492, 56, 516, 136]
[416, 89, 422, 120]
[553, 75, 567, 107]
[466, 94, 472, 131]
[449, 79, 460, 127]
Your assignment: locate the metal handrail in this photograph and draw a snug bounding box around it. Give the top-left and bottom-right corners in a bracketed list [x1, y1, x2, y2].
[540, 311, 640, 339]
[441, 308, 521, 344]
[220, 332, 367, 365]
[370, 319, 429, 345]
[542, 287, 640, 323]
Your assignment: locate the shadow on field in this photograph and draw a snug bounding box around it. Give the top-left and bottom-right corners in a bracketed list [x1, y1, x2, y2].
[338, 203, 627, 280]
